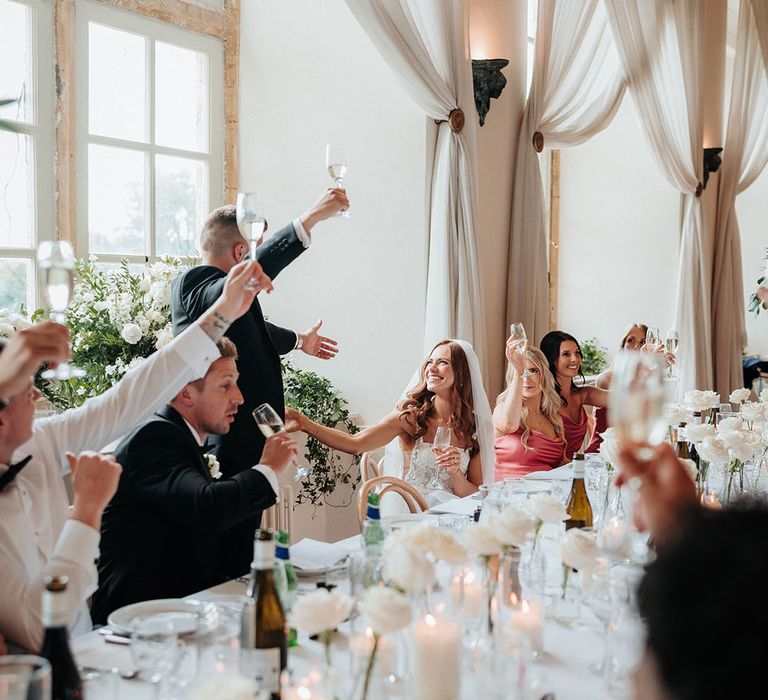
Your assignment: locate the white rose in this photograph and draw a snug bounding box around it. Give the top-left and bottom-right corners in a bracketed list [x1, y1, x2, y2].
[403, 524, 467, 564]
[11, 315, 31, 331]
[205, 453, 222, 480]
[740, 402, 767, 424]
[0, 322, 14, 338]
[155, 324, 174, 350]
[729, 388, 752, 405]
[685, 423, 715, 443]
[120, 323, 143, 345]
[664, 402, 693, 426]
[559, 528, 599, 573]
[383, 542, 435, 593]
[138, 276, 151, 293]
[716, 417, 743, 436]
[679, 458, 698, 482]
[598, 427, 620, 467]
[698, 436, 731, 465]
[491, 507, 536, 547]
[94, 301, 109, 312]
[289, 588, 353, 636]
[527, 493, 569, 524]
[462, 523, 503, 557]
[150, 280, 171, 308]
[358, 587, 412, 635]
[126, 356, 145, 372]
[684, 390, 720, 412]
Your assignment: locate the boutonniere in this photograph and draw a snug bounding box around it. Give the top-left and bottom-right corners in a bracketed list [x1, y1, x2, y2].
[205, 453, 222, 480]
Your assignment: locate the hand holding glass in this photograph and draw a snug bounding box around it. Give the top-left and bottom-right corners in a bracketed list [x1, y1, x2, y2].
[664, 329, 679, 379]
[430, 426, 452, 489]
[326, 143, 350, 218]
[252, 403, 305, 481]
[509, 323, 527, 353]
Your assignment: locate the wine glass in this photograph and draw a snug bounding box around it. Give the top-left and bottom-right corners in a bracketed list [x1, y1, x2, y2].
[429, 426, 452, 489]
[664, 329, 679, 379]
[644, 327, 660, 353]
[509, 323, 527, 353]
[37, 241, 85, 380]
[325, 143, 350, 218]
[252, 403, 305, 481]
[236, 192, 267, 260]
[587, 562, 613, 675]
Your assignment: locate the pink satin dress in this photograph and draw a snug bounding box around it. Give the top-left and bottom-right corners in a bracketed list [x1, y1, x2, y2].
[495, 428, 567, 480]
[560, 405, 596, 459]
[587, 406, 608, 453]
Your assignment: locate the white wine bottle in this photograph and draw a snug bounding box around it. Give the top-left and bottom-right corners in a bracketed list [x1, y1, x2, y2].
[40, 576, 83, 700]
[240, 529, 287, 699]
[565, 453, 593, 530]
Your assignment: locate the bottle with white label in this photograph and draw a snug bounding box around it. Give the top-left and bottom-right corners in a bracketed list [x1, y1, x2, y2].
[240, 529, 287, 699]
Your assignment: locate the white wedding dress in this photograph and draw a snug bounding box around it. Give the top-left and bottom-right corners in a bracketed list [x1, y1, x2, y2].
[404, 437, 471, 506]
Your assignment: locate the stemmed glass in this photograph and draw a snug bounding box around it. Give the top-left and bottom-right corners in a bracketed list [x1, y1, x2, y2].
[644, 327, 660, 353]
[429, 426, 452, 489]
[325, 143, 350, 218]
[252, 403, 305, 481]
[509, 323, 527, 352]
[37, 241, 85, 380]
[235, 192, 266, 260]
[587, 562, 613, 675]
[665, 329, 679, 379]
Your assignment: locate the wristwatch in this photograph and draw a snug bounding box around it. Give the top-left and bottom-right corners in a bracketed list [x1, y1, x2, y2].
[295, 334, 304, 351]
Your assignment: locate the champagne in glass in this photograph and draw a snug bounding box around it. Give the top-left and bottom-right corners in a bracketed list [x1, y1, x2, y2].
[252, 403, 306, 481]
[37, 241, 85, 380]
[325, 143, 350, 218]
[645, 327, 660, 353]
[429, 426, 452, 489]
[665, 329, 679, 379]
[509, 322, 527, 353]
[236, 192, 267, 259]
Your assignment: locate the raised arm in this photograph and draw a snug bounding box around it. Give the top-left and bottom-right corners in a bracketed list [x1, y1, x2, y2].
[286, 408, 403, 455]
[583, 385, 610, 409]
[492, 339, 526, 434]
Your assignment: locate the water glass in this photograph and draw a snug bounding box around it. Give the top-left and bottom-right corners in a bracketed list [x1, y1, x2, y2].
[130, 616, 180, 697]
[0, 656, 51, 700]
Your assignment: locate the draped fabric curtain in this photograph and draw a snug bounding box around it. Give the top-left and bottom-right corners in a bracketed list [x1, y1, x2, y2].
[344, 0, 487, 371]
[604, 0, 709, 396]
[506, 0, 625, 345]
[713, 0, 768, 397]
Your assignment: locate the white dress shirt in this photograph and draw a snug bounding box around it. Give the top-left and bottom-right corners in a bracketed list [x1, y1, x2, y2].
[0, 324, 219, 652]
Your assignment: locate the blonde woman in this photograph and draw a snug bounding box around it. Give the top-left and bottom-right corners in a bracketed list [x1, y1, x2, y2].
[493, 339, 567, 479]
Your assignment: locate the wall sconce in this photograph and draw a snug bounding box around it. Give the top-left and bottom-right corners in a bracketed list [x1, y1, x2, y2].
[702, 146, 723, 191]
[471, 58, 508, 126]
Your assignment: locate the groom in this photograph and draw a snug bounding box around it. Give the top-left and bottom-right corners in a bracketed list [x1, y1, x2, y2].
[92, 338, 297, 623]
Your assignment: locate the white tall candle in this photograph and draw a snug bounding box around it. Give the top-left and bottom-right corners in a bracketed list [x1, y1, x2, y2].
[510, 599, 543, 654]
[412, 614, 461, 700]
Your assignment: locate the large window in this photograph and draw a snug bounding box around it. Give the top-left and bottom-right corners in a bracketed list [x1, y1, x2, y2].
[0, 0, 53, 311]
[75, 1, 224, 265]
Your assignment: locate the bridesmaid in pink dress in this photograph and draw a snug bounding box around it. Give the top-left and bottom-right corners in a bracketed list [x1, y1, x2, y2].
[493, 340, 567, 479]
[540, 331, 610, 459]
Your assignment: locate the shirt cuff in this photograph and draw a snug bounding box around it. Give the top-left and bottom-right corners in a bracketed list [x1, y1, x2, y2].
[169, 324, 221, 379]
[251, 465, 280, 497]
[292, 218, 312, 249]
[54, 519, 100, 569]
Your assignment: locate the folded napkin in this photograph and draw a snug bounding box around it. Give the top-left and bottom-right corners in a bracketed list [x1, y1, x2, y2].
[524, 464, 574, 481]
[428, 495, 480, 516]
[290, 538, 355, 573]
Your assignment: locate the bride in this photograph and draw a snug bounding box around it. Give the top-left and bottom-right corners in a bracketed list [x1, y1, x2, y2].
[285, 339, 494, 505]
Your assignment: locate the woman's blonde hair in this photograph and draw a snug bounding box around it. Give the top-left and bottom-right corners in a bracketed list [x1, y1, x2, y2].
[497, 346, 564, 450]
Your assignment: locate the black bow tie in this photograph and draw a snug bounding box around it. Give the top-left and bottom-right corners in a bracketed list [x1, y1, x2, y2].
[0, 456, 33, 493]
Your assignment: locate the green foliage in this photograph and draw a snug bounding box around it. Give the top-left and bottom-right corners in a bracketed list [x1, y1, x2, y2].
[580, 337, 608, 376]
[282, 359, 361, 510]
[0, 98, 21, 133]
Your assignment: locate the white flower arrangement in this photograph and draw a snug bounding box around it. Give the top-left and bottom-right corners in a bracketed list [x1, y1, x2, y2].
[684, 390, 720, 413]
[489, 506, 536, 547]
[685, 422, 716, 444]
[290, 588, 353, 637]
[559, 528, 599, 573]
[205, 453, 222, 480]
[740, 401, 768, 426]
[729, 388, 752, 405]
[358, 587, 412, 635]
[527, 493, 569, 525]
[461, 522, 503, 557]
[664, 402, 694, 427]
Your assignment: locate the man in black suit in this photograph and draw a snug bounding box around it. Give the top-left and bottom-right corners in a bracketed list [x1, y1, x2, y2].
[92, 338, 297, 624]
[171, 189, 347, 573]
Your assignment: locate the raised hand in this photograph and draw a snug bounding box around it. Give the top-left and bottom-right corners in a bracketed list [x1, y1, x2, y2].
[260, 432, 298, 474]
[218, 260, 273, 317]
[67, 451, 123, 530]
[505, 337, 526, 373]
[298, 320, 338, 360]
[283, 407, 305, 433]
[299, 188, 350, 230]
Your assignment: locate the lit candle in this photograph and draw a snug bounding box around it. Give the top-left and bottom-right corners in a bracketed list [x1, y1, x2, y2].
[412, 613, 461, 700]
[510, 599, 543, 654]
[452, 569, 484, 620]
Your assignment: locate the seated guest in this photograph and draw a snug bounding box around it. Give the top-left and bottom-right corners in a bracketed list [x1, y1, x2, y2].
[92, 338, 296, 624]
[540, 330, 609, 458]
[286, 339, 495, 505]
[493, 340, 566, 479]
[0, 260, 265, 652]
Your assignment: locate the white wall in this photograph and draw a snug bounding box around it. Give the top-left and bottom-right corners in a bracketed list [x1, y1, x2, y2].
[239, 0, 428, 424]
[557, 97, 682, 362]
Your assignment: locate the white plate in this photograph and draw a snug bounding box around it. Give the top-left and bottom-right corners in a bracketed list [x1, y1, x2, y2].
[382, 512, 439, 527]
[107, 599, 199, 635]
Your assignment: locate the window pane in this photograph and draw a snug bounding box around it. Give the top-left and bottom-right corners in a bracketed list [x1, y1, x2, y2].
[0, 258, 32, 312]
[89, 144, 146, 255]
[0, 131, 34, 247]
[155, 42, 208, 152]
[0, 0, 33, 124]
[155, 155, 207, 257]
[89, 22, 147, 142]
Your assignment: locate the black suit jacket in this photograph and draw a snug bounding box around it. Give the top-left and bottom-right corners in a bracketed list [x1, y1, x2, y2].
[92, 406, 277, 625]
[170, 223, 305, 575]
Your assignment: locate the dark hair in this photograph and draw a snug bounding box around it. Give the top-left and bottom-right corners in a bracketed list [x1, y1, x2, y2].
[539, 330, 584, 406]
[639, 500, 768, 700]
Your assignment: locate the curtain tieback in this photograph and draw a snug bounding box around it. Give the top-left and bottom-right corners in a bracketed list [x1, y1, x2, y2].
[434, 107, 465, 134]
[532, 131, 544, 152]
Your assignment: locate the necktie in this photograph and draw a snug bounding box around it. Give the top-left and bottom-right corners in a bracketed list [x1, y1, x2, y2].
[0, 456, 33, 493]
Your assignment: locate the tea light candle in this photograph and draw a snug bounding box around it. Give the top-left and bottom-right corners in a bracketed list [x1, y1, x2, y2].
[510, 599, 543, 654]
[413, 614, 461, 700]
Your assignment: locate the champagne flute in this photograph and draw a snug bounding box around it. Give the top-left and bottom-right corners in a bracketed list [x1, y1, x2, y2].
[325, 143, 351, 218]
[644, 327, 660, 353]
[664, 329, 679, 379]
[509, 322, 527, 353]
[252, 403, 306, 481]
[236, 192, 266, 259]
[429, 426, 452, 489]
[37, 241, 85, 380]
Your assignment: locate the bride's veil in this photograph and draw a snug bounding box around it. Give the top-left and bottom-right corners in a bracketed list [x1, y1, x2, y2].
[381, 339, 495, 487]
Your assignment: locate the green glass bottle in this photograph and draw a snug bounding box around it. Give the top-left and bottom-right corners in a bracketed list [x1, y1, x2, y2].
[362, 493, 385, 587]
[275, 530, 298, 648]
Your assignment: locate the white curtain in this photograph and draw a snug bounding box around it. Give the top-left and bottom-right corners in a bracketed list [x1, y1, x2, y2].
[713, 0, 768, 397]
[344, 0, 486, 371]
[604, 0, 709, 396]
[507, 0, 625, 345]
